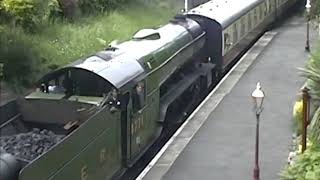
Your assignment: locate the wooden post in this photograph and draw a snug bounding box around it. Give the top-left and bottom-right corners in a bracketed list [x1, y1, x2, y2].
[301, 87, 310, 153]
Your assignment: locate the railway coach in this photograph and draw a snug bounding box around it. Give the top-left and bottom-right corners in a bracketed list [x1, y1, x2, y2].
[0, 0, 298, 179]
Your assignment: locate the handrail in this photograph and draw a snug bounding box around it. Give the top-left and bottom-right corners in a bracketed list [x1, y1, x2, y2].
[0, 113, 21, 129]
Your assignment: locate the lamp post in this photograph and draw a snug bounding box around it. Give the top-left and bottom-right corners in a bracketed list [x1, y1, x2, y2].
[305, 0, 311, 52]
[251, 82, 265, 180]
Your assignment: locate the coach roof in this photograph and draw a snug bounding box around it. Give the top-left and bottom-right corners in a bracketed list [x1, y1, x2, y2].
[187, 0, 263, 28]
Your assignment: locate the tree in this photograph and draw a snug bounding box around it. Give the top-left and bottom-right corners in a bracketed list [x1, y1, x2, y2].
[310, 0, 320, 18]
[56, 0, 78, 19]
[309, 0, 320, 36]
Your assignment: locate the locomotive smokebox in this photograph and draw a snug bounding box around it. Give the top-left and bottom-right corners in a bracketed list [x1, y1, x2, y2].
[0, 153, 21, 180]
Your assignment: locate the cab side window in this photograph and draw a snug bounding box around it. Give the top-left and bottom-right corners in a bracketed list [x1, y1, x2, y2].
[132, 81, 145, 112]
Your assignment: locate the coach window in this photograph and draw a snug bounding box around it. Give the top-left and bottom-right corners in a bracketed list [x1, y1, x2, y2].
[233, 23, 238, 44]
[253, 9, 258, 25]
[241, 18, 245, 37]
[263, 1, 268, 17]
[224, 33, 231, 50]
[264, 2, 267, 16]
[248, 13, 252, 30]
[269, 1, 272, 13]
[259, 6, 263, 20]
[132, 81, 145, 112]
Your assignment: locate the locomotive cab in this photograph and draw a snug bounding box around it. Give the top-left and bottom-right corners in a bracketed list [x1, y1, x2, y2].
[1, 65, 125, 180]
[24, 66, 121, 129]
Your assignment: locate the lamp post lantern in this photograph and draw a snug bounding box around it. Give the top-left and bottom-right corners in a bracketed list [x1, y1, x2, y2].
[305, 0, 311, 52]
[251, 82, 265, 180]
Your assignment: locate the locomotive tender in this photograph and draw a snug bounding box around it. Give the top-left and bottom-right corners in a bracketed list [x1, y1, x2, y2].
[0, 0, 298, 179]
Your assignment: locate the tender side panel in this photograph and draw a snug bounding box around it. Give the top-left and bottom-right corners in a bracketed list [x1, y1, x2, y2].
[19, 108, 122, 180]
[48, 127, 121, 180]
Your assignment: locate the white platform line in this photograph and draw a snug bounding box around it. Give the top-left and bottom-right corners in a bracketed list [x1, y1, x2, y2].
[136, 31, 277, 180]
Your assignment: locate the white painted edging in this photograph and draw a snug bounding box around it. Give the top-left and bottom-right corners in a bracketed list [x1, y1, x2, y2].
[136, 31, 277, 180]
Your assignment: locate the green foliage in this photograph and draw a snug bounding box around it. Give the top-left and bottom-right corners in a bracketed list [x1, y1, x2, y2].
[286, 42, 320, 180]
[0, 0, 10, 22]
[47, 0, 63, 21]
[311, 0, 320, 18]
[301, 44, 320, 146]
[33, 3, 176, 66]
[281, 147, 320, 180]
[310, 107, 320, 146]
[78, 0, 131, 14]
[0, 0, 5, 16]
[301, 50, 320, 102]
[3, 0, 43, 29]
[0, 63, 3, 81]
[0, 0, 63, 29]
[0, 27, 46, 90]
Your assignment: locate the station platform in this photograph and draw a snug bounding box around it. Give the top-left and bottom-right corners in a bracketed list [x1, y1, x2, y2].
[137, 16, 318, 180]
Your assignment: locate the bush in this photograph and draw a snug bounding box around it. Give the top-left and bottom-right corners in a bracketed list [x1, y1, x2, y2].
[47, 0, 63, 22]
[281, 147, 320, 180]
[310, 107, 320, 146]
[78, 0, 131, 14]
[311, 0, 320, 18]
[0, 0, 54, 31]
[304, 55, 320, 101]
[0, 0, 7, 21]
[300, 44, 320, 144]
[0, 63, 3, 81]
[0, 28, 46, 90]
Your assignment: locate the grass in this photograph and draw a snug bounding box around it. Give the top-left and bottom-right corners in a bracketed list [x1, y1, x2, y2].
[25, 3, 177, 66]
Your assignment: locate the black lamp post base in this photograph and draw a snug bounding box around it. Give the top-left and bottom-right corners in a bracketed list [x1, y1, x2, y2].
[305, 45, 310, 52]
[253, 166, 260, 180]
